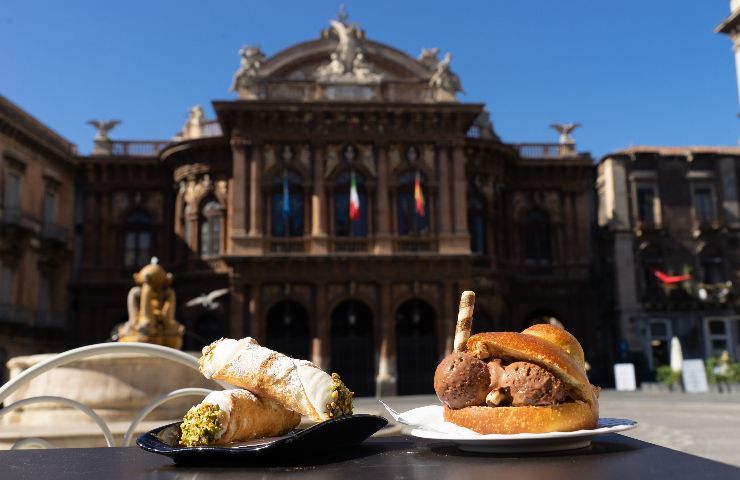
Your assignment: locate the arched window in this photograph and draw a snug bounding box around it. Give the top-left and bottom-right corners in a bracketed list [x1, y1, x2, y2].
[200, 198, 222, 257]
[524, 209, 552, 269]
[468, 193, 486, 254]
[334, 171, 368, 237]
[124, 210, 152, 268]
[397, 170, 429, 236]
[700, 246, 724, 284]
[641, 245, 664, 298]
[271, 170, 304, 237]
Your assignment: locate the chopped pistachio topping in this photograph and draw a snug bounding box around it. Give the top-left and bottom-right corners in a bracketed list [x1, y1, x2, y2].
[325, 373, 353, 419]
[198, 339, 222, 373]
[179, 403, 224, 447]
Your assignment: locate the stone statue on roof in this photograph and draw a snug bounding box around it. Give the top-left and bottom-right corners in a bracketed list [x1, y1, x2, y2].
[230, 44, 267, 92]
[418, 47, 441, 71]
[315, 8, 381, 83]
[429, 52, 463, 96]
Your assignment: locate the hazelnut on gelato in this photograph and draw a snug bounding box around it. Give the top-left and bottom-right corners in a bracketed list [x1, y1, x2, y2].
[434, 351, 490, 409]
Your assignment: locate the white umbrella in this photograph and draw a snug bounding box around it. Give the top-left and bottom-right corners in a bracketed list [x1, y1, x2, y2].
[670, 336, 684, 373]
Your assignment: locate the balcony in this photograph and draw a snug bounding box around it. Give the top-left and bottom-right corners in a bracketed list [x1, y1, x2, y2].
[394, 237, 435, 252]
[267, 238, 308, 254]
[514, 143, 577, 159]
[0, 207, 38, 232]
[110, 141, 170, 156]
[40, 221, 70, 245]
[332, 238, 370, 253]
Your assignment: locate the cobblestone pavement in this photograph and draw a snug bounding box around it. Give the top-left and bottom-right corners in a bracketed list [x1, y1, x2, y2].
[356, 390, 740, 468]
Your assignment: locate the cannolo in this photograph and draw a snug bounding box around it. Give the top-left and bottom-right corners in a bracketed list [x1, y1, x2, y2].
[199, 337, 353, 422]
[179, 389, 300, 446]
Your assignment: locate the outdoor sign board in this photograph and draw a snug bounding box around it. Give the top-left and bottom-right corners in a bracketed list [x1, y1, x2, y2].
[681, 359, 709, 393]
[614, 363, 637, 391]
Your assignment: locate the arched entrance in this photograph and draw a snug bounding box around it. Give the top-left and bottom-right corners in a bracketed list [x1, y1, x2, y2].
[396, 298, 437, 395]
[265, 300, 310, 360]
[330, 300, 375, 397]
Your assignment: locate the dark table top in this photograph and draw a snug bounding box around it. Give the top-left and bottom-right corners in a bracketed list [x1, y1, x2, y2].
[0, 434, 737, 480]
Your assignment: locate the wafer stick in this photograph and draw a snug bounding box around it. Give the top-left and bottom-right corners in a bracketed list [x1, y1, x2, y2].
[453, 291, 475, 352]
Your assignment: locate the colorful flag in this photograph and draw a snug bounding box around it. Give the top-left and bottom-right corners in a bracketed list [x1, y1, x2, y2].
[652, 269, 691, 284]
[282, 173, 290, 218]
[349, 171, 360, 221]
[414, 171, 425, 217]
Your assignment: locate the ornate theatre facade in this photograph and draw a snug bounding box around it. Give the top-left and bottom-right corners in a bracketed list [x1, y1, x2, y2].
[72, 14, 601, 394]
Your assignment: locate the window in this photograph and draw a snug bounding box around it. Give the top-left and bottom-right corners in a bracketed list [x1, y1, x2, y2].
[641, 246, 664, 298]
[334, 171, 367, 237]
[271, 170, 304, 237]
[396, 170, 429, 236]
[636, 185, 657, 226]
[42, 189, 57, 225]
[123, 210, 152, 268]
[468, 194, 486, 254]
[200, 199, 222, 257]
[700, 246, 724, 284]
[38, 274, 51, 315]
[4, 172, 20, 209]
[524, 209, 552, 268]
[693, 185, 716, 223]
[1, 264, 13, 304]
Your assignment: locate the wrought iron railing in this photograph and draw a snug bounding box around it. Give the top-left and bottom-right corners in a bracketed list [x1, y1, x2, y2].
[393, 237, 435, 252]
[332, 238, 370, 253]
[110, 141, 170, 156]
[514, 143, 577, 158]
[267, 238, 308, 253]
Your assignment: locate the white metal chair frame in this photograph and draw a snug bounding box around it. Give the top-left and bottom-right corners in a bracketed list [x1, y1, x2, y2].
[0, 342, 225, 449]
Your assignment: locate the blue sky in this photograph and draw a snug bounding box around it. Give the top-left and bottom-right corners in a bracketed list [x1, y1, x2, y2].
[1, 1, 738, 157]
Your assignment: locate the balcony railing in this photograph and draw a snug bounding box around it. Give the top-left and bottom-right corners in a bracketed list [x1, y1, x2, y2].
[0, 207, 38, 231]
[201, 120, 222, 137]
[394, 237, 435, 252]
[110, 141, 170, 156]
[332, 238, 370, 253]
[41, 222, 70, 244]
[267, 238, 308, 253]
[514, 143, 577, 159]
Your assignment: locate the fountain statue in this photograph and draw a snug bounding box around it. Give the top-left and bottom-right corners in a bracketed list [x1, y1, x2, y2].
[115, 258, 184, 349]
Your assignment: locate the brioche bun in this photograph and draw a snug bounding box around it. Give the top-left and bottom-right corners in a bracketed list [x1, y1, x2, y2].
[444, 324, 599, 434]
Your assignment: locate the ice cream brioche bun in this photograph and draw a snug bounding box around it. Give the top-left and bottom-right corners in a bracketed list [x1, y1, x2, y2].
[443, 324, 599, 434]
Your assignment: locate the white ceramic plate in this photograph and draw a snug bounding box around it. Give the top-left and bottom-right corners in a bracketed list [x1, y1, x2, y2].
[410, 417, 638, 453]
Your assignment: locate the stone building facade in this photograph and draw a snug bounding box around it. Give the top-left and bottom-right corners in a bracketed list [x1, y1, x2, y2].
[69, 15, 602, 395]
[0, 95, 77, 380]
[597, 147, 740, 377]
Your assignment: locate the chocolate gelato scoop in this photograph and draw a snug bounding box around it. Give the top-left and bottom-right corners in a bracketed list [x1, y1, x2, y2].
[487, 359, 506, 389]
[434, 351, 490, 409]
[500, 361, 566, 406]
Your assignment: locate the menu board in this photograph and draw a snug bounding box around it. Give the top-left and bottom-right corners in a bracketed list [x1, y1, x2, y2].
[614, 363, 637, 391]
[681, 359, 709, 393]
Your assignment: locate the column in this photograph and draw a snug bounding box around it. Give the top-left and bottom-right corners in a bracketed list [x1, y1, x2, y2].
[437, 145, 452, 234]
[312, 283, 330, 370]
[451, 143, 470, 253]
[310, 144, 328, 254]
[374, 145, 392, 254]
[245, 143, 263, 254]
[376, 282, 397, 396]
[230, 136, 248, 236]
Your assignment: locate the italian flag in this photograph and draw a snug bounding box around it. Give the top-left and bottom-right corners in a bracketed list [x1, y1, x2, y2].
[414, 171, 425, 217]
[349, 171, 360, 221]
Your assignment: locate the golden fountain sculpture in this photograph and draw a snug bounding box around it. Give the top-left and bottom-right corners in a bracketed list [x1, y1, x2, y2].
[116, 257, 184, 349]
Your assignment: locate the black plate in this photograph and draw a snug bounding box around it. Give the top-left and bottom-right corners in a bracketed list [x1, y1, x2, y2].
[136, 414, 389, 466]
